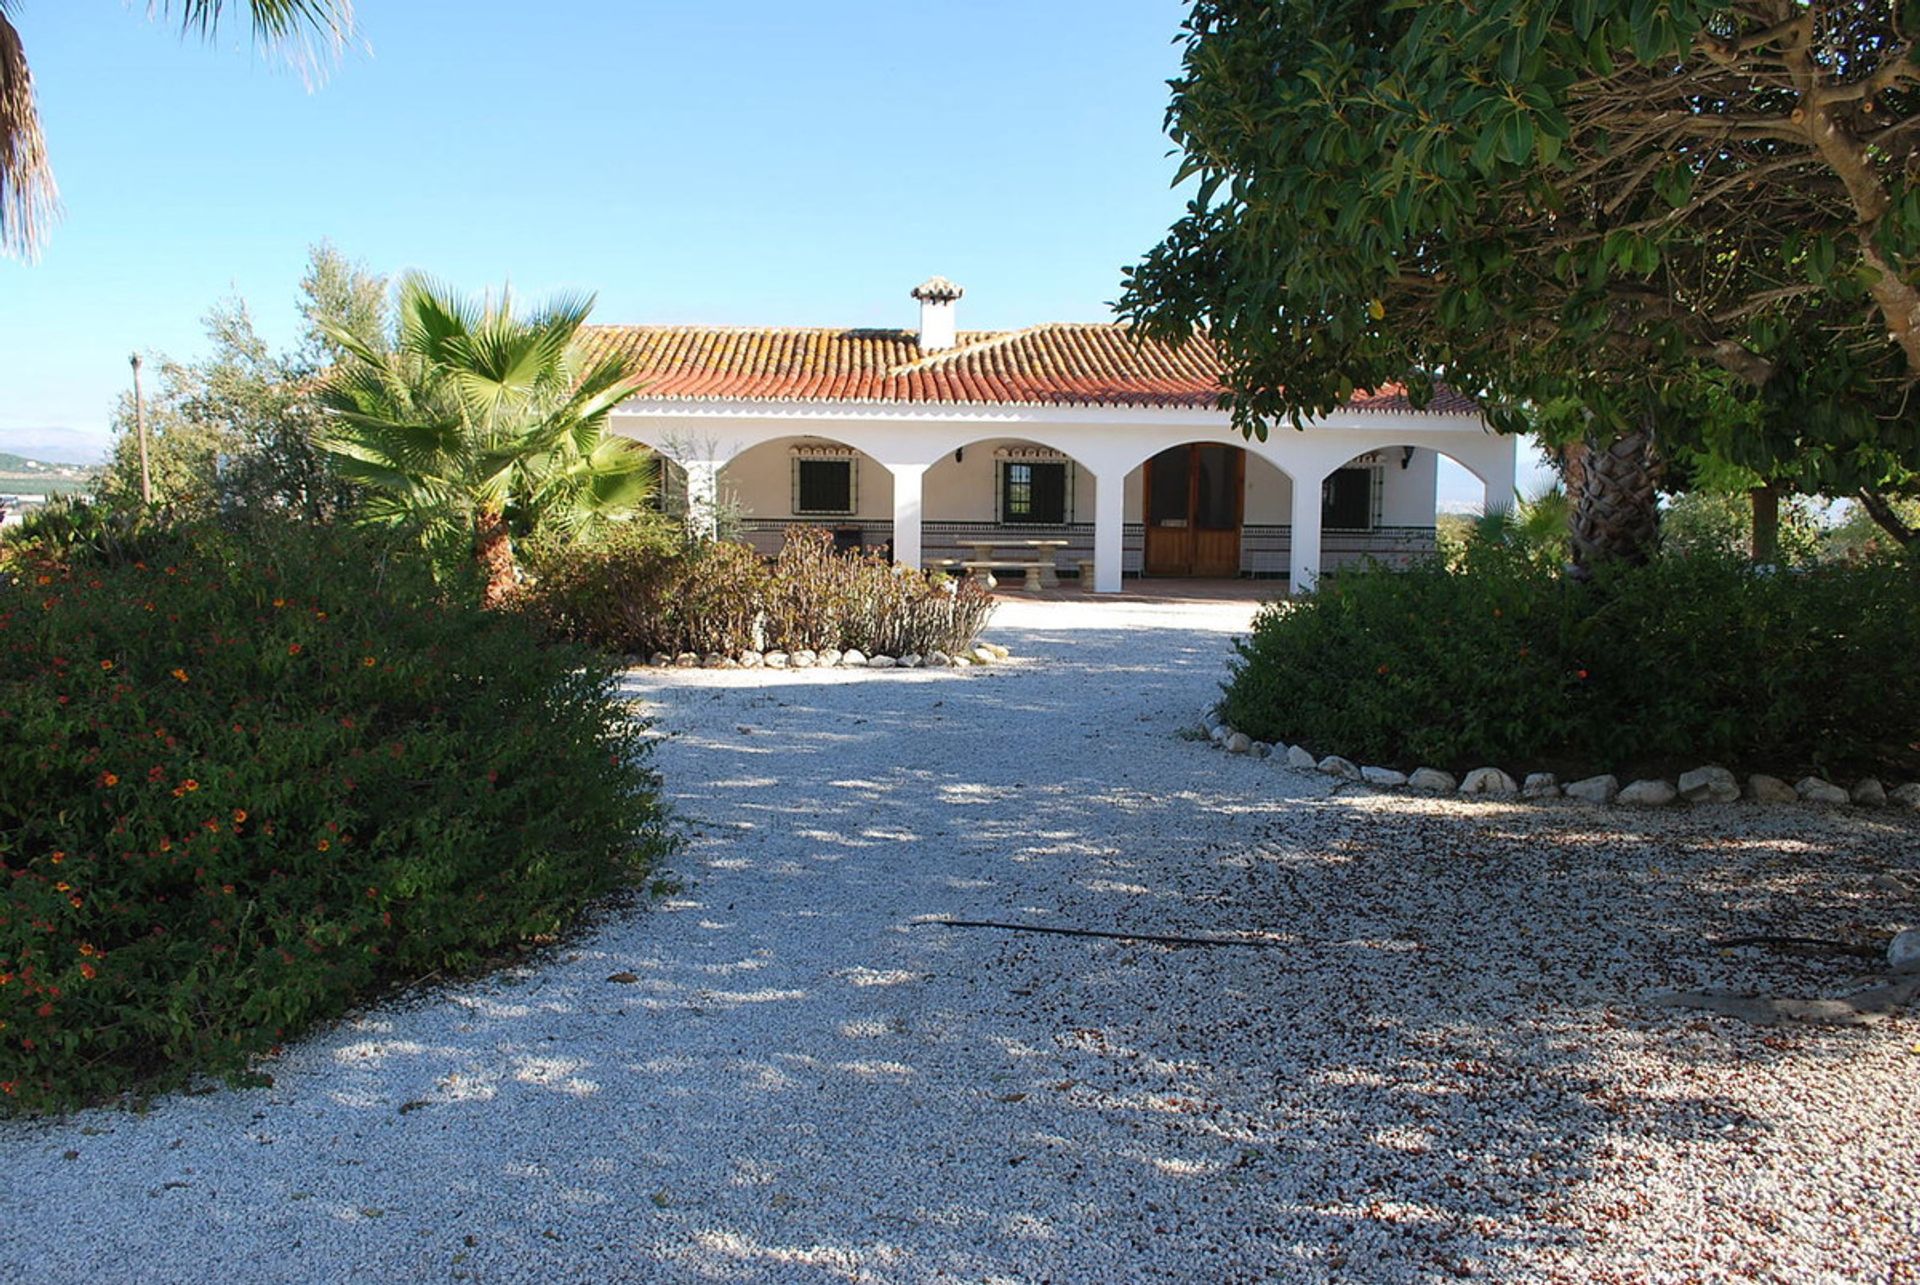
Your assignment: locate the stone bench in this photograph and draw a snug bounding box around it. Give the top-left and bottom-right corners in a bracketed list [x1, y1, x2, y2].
[959, 560, 1045, 591]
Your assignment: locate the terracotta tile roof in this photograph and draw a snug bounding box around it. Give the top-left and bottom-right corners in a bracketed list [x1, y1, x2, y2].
[582, 322, 1478, 415]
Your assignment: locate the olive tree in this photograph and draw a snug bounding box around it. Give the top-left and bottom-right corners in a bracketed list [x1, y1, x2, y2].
[1122, 0, 1920, 563]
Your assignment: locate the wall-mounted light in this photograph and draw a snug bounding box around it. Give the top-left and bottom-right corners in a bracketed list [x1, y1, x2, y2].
[1400, 445, 1416, 470]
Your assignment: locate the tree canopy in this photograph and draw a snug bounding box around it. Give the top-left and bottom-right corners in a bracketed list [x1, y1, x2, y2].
[1121, 0, 1920, 519]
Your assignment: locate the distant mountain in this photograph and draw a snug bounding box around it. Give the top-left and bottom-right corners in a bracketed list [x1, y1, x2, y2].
[0, 426, 111, 468]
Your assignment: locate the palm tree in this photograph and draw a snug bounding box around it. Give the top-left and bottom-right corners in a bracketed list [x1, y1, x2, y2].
[317, 274, 654, 607]
[1, 1, 353, 259]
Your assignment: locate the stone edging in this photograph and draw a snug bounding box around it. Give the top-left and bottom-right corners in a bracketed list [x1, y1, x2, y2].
[643, 642, 1012, 672]
[1199, 704, 1920, 812]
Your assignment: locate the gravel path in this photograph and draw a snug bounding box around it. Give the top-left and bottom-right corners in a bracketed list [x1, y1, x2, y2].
[4, 596, 1919, 1283]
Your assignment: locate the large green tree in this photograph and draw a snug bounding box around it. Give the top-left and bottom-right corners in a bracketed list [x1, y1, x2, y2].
[318, 275, 654, 607]
[101, 241, 385, 517]
[1122, 0, 1920, 564]
[0, 0, 353, 258]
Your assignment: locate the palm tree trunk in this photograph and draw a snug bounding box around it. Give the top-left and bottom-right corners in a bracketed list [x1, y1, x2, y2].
[475, 507, 517, 608]
[1569, 420, 1661, 576]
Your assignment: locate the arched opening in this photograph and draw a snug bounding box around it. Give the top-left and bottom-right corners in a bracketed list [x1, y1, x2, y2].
[1318, 445, 1493, 574]
[717, 435, 895, 558]
[919, 436, 1102, 583]
[1118, 442, 1297, 579]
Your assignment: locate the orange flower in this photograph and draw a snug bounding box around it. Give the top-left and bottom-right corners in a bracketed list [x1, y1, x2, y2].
[50, 851, 64, 865]
[221, 884, 235, 896]
[316, 839, 331, 852]
[100, 772, 119, 788]
[36, 1002, 53, 1018]
[288, 643, 302, 655]
[232, 809, 248, 823]
[362, 656, 377, 667]
[1376, 663, 1390, 675]
[79, 963, 96, 980]
[183, 779, 199, 792]
[54, 882, 70, 893]
[1577, 668, 1590, 680]
[273, 598, 287, 608]
[171, 668, 189, 683]
[99, 659, 114, 671]
[69, 896, 83, 909]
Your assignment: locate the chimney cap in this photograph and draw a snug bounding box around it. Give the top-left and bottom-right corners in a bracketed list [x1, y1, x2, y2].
[910, 275, 965, 304]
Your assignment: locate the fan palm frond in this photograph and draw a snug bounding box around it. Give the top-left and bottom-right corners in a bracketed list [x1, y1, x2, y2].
[320, 275, 651, 602]
[0, 2, 58, 260]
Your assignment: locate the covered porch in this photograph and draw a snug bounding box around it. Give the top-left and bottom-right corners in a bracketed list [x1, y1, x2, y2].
[613, 403, 1514, 594]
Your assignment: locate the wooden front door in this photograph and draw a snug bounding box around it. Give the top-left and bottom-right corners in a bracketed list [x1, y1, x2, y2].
[1143, 444, 1244, 577]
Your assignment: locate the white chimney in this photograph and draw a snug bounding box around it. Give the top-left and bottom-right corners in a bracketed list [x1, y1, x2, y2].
[911, 275, 964, 351]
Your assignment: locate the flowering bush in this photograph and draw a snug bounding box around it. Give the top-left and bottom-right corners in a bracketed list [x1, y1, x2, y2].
[0, 519, 670, 1113]
[525, 526, 995, 659]
[1223, 543, 1920, 778]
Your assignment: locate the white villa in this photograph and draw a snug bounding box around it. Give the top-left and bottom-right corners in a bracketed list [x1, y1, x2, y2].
[598, 278, 1514, 593]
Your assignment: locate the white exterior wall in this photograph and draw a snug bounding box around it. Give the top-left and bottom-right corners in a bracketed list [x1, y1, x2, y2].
[720, 436, 893, 521]
[1243, 453, 1294, 524]
[1380, 447, 1440, 527]
[921, 438, 1086, 523]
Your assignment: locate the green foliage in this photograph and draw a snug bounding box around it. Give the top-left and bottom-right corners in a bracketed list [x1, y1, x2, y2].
[1124, 0, 1920, 504]
[1822, 493, 1920, 563]
[318, 274, 653, 602]
[1660, 489, 1822, 566]
[0, 517, 669, 1113]
[523, 526, 997, 659]
[1460, 486, 1571, 571]
[100, 243, 387, 520]
[0, 497, 174, 572]
[1223, 544, 1920, 778]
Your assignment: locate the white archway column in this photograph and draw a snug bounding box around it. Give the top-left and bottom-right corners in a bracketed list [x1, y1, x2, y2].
[1289, 469, 1325, 595]
[889, 463, 926, 570]
[1478, 437, 1518, 514]
[1093, 470, 1125, 593]
[684, 460, 720, 541]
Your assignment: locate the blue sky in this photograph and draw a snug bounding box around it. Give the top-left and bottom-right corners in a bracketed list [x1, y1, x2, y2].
[0, 1, 1540, 502]
[1, 1, 1194, 460]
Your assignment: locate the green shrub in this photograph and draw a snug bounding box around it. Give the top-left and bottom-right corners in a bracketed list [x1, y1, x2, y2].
[526, 525, 995, 659]
[0, 518, 670, 1113]
[1223, 543, 1920, 777]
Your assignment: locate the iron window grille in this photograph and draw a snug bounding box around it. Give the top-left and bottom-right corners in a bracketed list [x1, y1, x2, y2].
[792, 456, 856, 515]
[996, 458, 1070, 525]
[1321, 466, 1381, 531]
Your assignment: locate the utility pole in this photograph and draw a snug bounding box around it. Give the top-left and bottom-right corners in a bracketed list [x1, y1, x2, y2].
[130, 352, 152, 505]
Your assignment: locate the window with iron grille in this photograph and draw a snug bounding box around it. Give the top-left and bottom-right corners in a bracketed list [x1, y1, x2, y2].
[1321, 467, 1378, 531]
[999, 461, 1068, 525]
[793, 458, 855, 515]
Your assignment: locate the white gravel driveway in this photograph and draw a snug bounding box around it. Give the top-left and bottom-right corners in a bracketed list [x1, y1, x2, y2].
[3, 595, 1918, 1283]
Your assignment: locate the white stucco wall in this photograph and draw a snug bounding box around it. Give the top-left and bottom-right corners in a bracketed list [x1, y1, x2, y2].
[920, 438, 1088, 524]
[719, 436, 894, 521]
